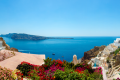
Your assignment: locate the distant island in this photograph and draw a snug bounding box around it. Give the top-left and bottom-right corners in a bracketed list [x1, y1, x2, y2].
[0, 33, 73, 40]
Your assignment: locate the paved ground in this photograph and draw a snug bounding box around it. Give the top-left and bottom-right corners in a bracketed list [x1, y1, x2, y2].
[0, 50, 45, 70]
[101, 67, 108, 80]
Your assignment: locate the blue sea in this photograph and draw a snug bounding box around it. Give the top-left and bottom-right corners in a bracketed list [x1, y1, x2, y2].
[2, 37, 120, 62]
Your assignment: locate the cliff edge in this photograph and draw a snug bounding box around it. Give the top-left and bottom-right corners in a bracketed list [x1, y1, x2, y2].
[0, 37, 18, 52]
[81, 45, 106, 63]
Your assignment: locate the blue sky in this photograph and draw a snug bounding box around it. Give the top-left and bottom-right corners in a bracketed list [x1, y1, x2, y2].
[0, 0, 120, 36]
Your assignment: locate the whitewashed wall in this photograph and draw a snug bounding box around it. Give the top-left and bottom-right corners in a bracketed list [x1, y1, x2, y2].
[0, 41, 2, 48]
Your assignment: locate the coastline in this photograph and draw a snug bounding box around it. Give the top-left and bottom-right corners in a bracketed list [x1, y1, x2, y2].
[2, 36, 119, 62]
[1, 37, 120, 79]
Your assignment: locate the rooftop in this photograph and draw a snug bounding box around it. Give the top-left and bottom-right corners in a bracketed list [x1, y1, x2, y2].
[0, 50, 45, 70]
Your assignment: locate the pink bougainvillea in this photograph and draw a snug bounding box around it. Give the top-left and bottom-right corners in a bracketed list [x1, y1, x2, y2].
[94, 67, 103, 75]
[17, 59, 102, 80]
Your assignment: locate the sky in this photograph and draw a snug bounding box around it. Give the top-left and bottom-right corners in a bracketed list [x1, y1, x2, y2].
[0, 0, 120, 37]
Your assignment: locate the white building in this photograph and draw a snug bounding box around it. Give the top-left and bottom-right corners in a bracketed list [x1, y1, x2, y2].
[0, 41, 5, 51]
[114, 38, 120, 47]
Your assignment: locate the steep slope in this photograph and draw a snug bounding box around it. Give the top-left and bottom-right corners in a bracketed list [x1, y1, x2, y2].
[81, 45, 106, 63]
[0, 37, 18, 51]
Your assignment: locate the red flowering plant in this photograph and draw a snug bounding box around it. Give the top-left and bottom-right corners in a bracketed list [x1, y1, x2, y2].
[21, 61, 31, 65]
[16, 58, 103, 80]
[16, 61, 34, 77]
[15, 71, 23, 80]
[26, 58, 64, 80]
[43, 57, 54, 70]
[75, 67, 85, 74]
[40, 75, 55, 80]
[28, 64, 56, 80]
[55, 60, 63, 66]
[44, 63, 64, 78]
[18, 62, 45, 80]
[20, 61, 55, 80]
[74, 62, 93, 73]
[94, 67, 103, 75]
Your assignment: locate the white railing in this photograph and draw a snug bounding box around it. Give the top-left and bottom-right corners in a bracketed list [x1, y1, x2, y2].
[101, 67, 108, 80]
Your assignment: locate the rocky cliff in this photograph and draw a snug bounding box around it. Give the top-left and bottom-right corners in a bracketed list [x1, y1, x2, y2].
[0, 37, 18, 52]
[81, 45, 106, 63]
[0, 37, 10, 50]
[114, 54, 120, 66]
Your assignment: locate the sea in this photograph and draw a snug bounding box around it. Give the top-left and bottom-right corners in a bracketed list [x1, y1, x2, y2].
[2, 36, 120, 62]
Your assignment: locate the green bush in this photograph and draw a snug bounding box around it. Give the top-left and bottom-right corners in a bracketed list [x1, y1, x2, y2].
[74, 63, 83, 69]
[17, 58, 103, 80]
[44, 57, 53, 69]
[62, 61, 74, 69]
[27, 69, 41, 80]
[54, 69, 82, 80]
[44, 57, 74, 69]
[16, 63, 33, 76]
[54, 69, 99, 80]
[118, 47, 120, 51]
[89, 72, 103, 79]
[114, 49, 119, 55]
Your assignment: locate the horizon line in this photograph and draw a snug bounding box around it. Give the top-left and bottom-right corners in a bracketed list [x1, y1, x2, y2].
[0, 33, 120, 37]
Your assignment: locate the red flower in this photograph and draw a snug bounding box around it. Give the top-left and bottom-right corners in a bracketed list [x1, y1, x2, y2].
[56, 60, 63, 66]
[75, 69, 84, 74]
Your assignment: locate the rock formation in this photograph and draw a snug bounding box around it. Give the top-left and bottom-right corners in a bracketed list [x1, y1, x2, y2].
[73, 55, 78, 65]
[10, 48, 18, 52]
[0, 37, 18, 52]
[81, 45, 106, 63]
[0, 37, 10, 49]
[115, 54, 120, 66]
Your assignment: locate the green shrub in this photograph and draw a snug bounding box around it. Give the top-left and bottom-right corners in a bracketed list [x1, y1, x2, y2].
[16, 63, 33, 76]
[114, 49, 119, 55]
[17, 58, 103, 80]
[54, 69, 82, 80]
[73, 63, 93, 73]
[118, 47, 120, 51]
[44, 57, 53, 69]
[74, 63, 83, 69]
[62, 61, 74, 69]
[89, 72, 103, 79]
[54, 69, 98, 80]
[27, 69, 40, 80]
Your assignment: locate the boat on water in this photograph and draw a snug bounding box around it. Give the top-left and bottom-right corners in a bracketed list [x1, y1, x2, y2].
[52, 53, 55, 55]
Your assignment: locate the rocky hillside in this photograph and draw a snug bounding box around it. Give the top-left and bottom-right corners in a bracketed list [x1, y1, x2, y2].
[81, 45, 106, 63]
[0, 37, 18, 52]
[107, 48, 120, 67]
[0, 37, 10, 50]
